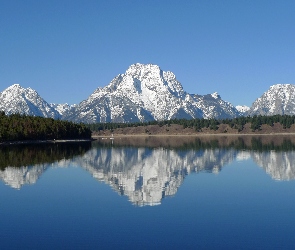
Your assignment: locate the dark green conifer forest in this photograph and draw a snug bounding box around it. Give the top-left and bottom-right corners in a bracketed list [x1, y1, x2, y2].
[0, 112, 91, 142]
[2, 113, 295, 142]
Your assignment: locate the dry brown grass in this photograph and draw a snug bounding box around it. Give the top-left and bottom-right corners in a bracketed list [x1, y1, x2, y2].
[92, 122, 295, 137]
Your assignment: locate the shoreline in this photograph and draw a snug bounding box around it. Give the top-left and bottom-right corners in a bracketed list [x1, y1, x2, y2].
[92, 132, 295, 138]
[3, 132, 295, 146]
[0, 138, 93, 146]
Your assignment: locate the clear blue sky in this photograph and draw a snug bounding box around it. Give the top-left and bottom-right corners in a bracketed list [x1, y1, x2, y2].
[0, 0, 294, 107]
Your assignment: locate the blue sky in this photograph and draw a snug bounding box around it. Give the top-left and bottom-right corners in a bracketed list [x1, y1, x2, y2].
[0, 0, 294, 107]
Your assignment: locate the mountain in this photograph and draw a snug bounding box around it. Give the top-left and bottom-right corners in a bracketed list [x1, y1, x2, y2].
[236, 105, 250, 114]
[5, 67, 295, 123]
[50, 103, 76, 116]
[0, 84, 60, 118]
[62, 63, 241, 123]
[191, 92, 242, 119]
[247, 84, 295, 116]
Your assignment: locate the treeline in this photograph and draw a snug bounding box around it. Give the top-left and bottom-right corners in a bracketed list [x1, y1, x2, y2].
[221, 115, 295, 131]
[87, 115, 295, 132]
[0, 112, 92, 142]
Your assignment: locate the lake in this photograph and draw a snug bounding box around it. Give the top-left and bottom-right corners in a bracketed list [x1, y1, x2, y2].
[1, 136, 295, 249]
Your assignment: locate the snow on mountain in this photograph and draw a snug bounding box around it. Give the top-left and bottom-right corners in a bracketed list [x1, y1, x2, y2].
[63, 63, 240, 123]
[0, 84, 60, 118]
[248, 84, 295, 116]
[50, 103, 76, 116]
[8, 66, 295, 122]
[190, 92, 241, 119]
[236, 105, 250, 114]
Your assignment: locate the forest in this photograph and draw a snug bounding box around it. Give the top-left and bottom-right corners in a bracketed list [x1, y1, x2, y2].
[2, 113, 295, 142]
[86, 114, 295, 132]
[0, 112, 92, 142]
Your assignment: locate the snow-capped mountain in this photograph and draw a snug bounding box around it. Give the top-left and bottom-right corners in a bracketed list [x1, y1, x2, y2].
[50, 103, 76, 116]
[63, 63, 240, 123]
[236, 105, 250, 114]
[191, 92, 242, 119]
[4, 67, 294, 123]
[0, 84, 60, 118]
[248, 84, 295, 116]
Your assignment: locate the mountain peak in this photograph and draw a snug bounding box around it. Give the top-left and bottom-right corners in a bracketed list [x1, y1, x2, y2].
[211, 92, 220, 99]
[125, 63, 162, 82]
[270, 83, 292, 89]
[248, 83, 295, 116]
[4, 84, 37, 96]
[0, 84, 60, 118]
[62, 63, 241, 123]
[9, 83, 21, 88]
[126, 63, 160, 73]
[236, 105, 250, 113]
[5, 83, 23, 92]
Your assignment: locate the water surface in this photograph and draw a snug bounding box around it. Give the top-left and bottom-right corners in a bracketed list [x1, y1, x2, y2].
[1, 136, 295, 249]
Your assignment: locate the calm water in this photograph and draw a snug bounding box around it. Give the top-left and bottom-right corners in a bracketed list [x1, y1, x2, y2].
[1, 136, 295, 249]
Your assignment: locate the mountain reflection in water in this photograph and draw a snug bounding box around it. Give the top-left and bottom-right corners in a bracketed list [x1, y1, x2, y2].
[1, 136, 295, 205]
[0, 142, 92, 189]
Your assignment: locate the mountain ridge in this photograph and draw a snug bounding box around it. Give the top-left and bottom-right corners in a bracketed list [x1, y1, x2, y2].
[62, 63, 240, 123]
[1, 64, 294, 123]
